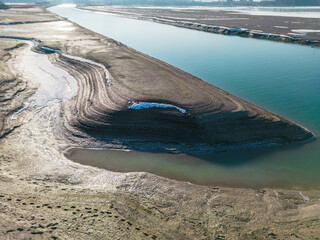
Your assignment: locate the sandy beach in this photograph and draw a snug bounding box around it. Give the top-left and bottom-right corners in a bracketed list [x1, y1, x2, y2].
[0, 5, 320, 239]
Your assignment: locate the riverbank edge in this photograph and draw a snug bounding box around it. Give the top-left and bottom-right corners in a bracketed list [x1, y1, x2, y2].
[78, 6, 320, 47]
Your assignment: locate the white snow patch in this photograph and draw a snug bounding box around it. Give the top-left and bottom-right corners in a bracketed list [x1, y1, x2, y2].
[128, 101, 186, 114]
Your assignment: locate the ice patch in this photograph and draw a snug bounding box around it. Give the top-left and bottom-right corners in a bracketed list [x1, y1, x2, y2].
[227, 7, 320, 19]
[10, 103, 29, 120]
[274, 26, 289, 29]
[41, 46, 58, 53]
[23, 49, 78, 107]
[62, 54, 111, 83]
[128, 101, 187, 114]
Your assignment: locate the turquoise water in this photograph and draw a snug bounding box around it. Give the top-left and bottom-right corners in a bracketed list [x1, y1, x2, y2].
[50, 6, 320, 189]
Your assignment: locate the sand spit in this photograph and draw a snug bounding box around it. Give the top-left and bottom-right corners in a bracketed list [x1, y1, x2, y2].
[81, 5, 320, 46]
[0, 5, 320, 239]
[48, 32, 314, 154]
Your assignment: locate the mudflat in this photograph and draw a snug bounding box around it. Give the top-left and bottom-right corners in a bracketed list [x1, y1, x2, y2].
[0, 5, 319, 239]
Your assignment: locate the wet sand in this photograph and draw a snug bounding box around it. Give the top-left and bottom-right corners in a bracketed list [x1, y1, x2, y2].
[0, 5, 320, 239]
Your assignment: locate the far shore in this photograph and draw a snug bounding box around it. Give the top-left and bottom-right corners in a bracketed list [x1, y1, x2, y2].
[80, 5, 320, 46]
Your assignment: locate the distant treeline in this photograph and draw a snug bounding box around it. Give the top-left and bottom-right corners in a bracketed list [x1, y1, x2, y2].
[0, 1, 9, 8]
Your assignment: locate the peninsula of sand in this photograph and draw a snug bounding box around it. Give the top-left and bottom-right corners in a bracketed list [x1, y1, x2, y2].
[0, 4, 319, 239]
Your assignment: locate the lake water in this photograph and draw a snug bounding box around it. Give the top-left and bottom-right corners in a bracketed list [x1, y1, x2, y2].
[50, 6, 320, 190]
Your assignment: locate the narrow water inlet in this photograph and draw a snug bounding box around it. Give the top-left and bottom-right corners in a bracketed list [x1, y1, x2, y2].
[66, 140, 320, 190]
